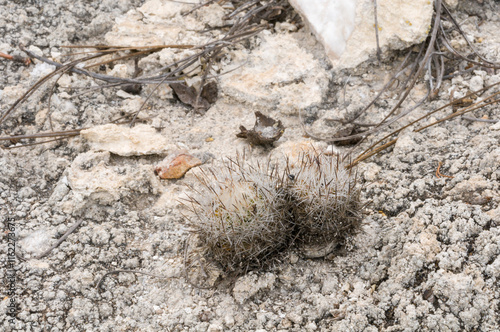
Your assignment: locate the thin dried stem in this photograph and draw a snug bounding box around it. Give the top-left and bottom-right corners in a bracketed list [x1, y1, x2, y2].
[0, 51, 106, 125]
[0, 128, 83, 141]
[348, 82, 500, 168]
[373, 0, 381, 62]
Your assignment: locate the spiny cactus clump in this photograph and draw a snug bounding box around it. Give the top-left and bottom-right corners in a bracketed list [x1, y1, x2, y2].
[288, 152, 364, 257]
[186, 150, 364, 272]
[186, 157, 294, 272]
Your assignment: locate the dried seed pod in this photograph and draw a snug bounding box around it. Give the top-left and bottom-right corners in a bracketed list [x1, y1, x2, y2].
[236, 111, 285, 147]
[288, 151, 363, 258]
[186, 156, 293, 272]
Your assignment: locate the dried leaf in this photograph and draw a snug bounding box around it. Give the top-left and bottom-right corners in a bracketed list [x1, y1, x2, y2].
[170, 81, 218, 112]
[200, 81, 218, 104]
[155, 151, 203, 179]
[237, 111, 285, 147]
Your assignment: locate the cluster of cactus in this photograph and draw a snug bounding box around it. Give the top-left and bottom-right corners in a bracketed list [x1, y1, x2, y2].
[185, 150, 364, 272]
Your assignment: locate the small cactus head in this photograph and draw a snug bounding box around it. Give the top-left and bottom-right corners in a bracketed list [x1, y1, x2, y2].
[185, 157, 293, 272]
[288, 151, 363, 252]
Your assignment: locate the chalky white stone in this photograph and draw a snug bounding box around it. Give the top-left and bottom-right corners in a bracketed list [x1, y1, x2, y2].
[289, 0, 434, 69]
[288, 0, 357, 60]
[81, 124, 175, 156]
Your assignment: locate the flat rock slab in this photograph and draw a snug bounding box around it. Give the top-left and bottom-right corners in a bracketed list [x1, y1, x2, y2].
[81, 123, 175, 156]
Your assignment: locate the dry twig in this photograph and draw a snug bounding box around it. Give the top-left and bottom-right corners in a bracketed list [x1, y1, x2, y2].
[0, 1, 288, 148]
[300, 0, 500, 167]
[0, 51, 31, 66]
[37, 219, 85, 259]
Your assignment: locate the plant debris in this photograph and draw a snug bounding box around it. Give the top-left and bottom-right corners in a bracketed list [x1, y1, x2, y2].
[329, 125, 366, 146]
[302, 0, 500, 165]
[237, 111, 285, 147]
[170, 81, 218, 113]
[155, 151, 203, 179]
[0, 51, 31, 66]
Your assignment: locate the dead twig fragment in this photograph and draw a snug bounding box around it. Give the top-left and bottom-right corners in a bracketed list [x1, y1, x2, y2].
[97, 269, 173, 290]
[436, 161, 454, 179]
[307, 0, 500, 166]
[2, 137, 67, 149]
[348, 82, 500, 168]
[0, 51, 31, 66]
[2, 1, 295, 148]
[20, 48, 167, 85]
[462, 116, 498, 123]
[0, 128, 85, 149]
[0, 129, 84, 141]
[37, 219, 85, 259]
[0, 50, 106, 126]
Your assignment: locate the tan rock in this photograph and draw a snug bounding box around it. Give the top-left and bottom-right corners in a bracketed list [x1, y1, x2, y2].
[64, 151, 161, 214]
[105, 0, 207, 47]
[221, 33, 328, 115]
[271, 140, 327, 162]
[81, 123, 174, 156]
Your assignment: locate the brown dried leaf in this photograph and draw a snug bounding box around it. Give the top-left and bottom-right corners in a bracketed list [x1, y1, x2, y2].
[155, 151, 203, 179]
[200, 81, 218, 104]
[236, 111, 285, 147]
[170, 81, 218, 112]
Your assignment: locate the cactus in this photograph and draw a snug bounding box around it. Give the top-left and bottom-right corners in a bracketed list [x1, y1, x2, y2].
[185, 156, 294, 272]
[288, 151, 363, 257]
[186, 150, 364, 273]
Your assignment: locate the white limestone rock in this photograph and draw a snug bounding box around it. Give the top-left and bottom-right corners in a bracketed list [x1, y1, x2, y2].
[62, 151, 161, 215]
[81, 123, 175, 156]
[289, 0, 434, 69]
[18, 228, 53, 256]
[221, 32, 329, 115]
[288, 0, 357, 62]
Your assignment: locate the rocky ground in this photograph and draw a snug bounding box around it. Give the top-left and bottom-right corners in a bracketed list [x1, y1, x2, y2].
[1, 0, 499, 331]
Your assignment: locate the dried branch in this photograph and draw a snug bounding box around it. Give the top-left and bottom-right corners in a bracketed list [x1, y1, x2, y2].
[348, 81, 500, 167]
[1, 1, 284, 147]
[37, 219, 85, 259]
[302, 0, 500, 166]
